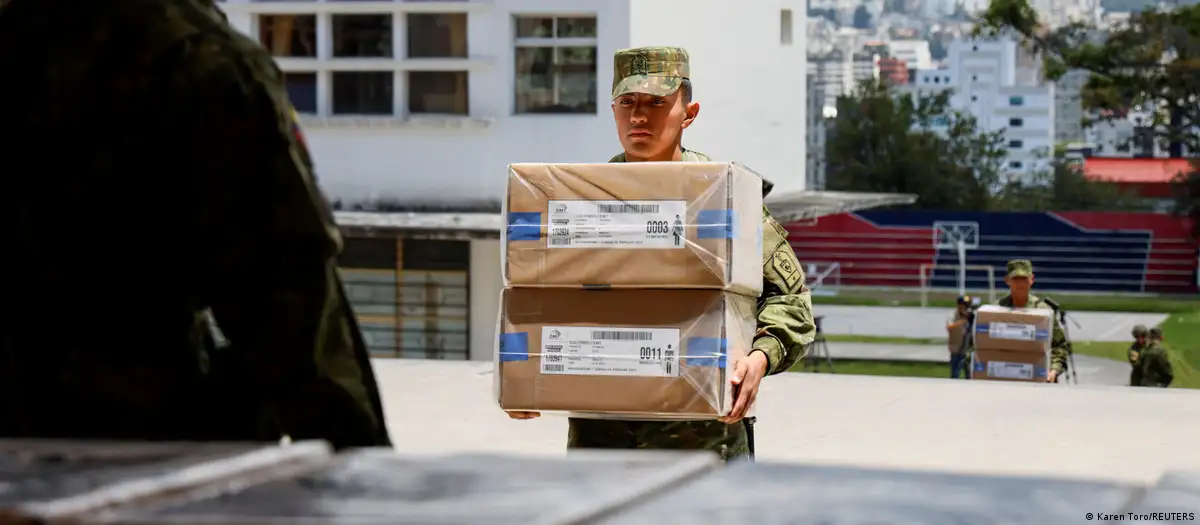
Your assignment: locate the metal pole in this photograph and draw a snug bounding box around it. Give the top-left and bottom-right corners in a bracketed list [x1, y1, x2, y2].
[957, 239, 967, 296]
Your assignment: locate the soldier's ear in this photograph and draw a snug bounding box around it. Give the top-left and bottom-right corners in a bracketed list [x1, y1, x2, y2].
[682, 101, 700, 129]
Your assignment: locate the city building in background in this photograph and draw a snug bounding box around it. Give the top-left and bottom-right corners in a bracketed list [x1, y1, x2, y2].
[903, 37, 1055, 175]
[218, 0, 808, 360]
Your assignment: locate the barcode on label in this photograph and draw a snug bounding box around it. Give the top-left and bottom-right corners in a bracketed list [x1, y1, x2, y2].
[597, 204, 660, 214]
[591, 330, 654, 341]
[550, 237, 571, 246]
[543, 364, 565, 372]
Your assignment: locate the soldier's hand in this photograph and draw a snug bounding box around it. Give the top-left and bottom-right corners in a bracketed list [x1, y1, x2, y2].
[720, 351, 769, 424]
[1045, 370, 1059, 383]
[506, 411, 541, 420]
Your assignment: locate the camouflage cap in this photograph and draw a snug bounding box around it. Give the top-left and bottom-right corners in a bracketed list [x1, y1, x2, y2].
[1132, 324, 1149, 337]
[1006, 259, 1033, 278]
[611, 46, 690, 99]
[1149, 326, 1164, 338]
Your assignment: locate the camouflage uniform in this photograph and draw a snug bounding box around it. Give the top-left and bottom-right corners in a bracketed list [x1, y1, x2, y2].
[1128, 325, 1148, 386]
[993, 260, 1071, 378]
[1136, 328, 1174, 388]
[0, 0, 390, 449]
[567, 47, 817, 461]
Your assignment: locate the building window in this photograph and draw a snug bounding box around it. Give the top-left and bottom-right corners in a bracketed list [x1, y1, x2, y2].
[1009, 95, 1024, 106]
[283, 72, 318, 113]
[258, 15, 317, 57]
[332, 71, 394, 115]
[407, 13, 468, 58]
[332, 14, 393, 58]
[1008, 139, 1023, 148]
[780, 9, 793, 45]
[1009, 161, 1023, 169]
[400, 239, 470, 360]
[514, 15, 598, 114]
[1009, 117, 1023, 127]
[409, 71, 469, 115]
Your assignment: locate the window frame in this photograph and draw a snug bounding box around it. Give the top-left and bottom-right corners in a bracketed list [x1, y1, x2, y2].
[512, 14, 599, 116]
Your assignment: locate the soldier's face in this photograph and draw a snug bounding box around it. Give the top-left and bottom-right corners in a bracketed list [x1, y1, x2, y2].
[612, 89, 699, 160]
[1005, 275, 1033, 295]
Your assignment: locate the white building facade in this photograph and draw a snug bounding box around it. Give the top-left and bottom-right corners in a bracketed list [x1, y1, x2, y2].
[905, 38, 1056, 174]
[219, 0, 807, 361]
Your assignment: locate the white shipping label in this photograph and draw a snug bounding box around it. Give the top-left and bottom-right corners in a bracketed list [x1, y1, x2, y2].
[539, 326, 681, 377]
[546, 200, 689, 249]
[988, 321, 1037, 341]
[987, 361, 1035, 380]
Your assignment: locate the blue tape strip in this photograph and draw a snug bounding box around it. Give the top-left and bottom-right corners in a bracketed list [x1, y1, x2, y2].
[685, 337, 728, 368]
[506, 212, 541, 242]
[974, 323, 1050, 341]
[498, 332, 529, 362]
[696, 209, 735, 239]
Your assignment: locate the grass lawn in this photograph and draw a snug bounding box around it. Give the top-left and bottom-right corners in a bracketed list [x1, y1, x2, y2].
[792, 359, 950, 379]
[808, 287, 1200, 387]
[822, 331, 1200, 389]
[814, 289, 1200, 314]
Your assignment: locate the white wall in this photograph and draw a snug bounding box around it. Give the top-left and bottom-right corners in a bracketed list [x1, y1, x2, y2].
[222, 0, 808, 206]
[628, 0, 808, 193]
[468, 238, 502, 362]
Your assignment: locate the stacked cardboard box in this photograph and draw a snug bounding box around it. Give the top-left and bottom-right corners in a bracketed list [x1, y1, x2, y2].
[495, 162, 764, 419]
[970, 305, 1053, 382]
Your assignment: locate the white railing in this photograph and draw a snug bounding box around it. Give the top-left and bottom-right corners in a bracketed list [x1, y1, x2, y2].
[806, 262, 842, 297]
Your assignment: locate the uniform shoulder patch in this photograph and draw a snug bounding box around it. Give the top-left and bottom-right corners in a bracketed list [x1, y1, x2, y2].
[771, 248, 802, 291]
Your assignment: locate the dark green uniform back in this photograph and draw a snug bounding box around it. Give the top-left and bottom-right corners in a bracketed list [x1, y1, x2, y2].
[0, 0, 390, 448]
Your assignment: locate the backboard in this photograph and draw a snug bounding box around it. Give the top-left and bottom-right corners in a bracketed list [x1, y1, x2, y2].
[933, 221, 980, 250]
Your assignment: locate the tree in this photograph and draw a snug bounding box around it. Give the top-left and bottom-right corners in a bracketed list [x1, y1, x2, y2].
[1173, 168, 1200, 239]
[992, 157, 1152, 212]
[852, 5, 873, 29]
[825, 80, 1007, 211]
[975, 1, 1200, 156]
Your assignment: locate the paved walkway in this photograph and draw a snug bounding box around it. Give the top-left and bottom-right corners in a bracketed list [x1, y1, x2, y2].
[373, 359, 1200, 485]
[816, 305, 1168, 342]
[824, 342, 1130, 386]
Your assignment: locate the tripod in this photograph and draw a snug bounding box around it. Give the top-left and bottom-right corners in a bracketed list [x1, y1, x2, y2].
[1051, 306, 1080, 385]
[956, 314, 975, 379]
[803, 315, 836, 373]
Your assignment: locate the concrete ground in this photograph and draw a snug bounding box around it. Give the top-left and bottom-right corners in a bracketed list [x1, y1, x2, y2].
[816, 304, 1168, 342]
[375, 359, 1200, 485]
[824, 342, 1131, 386]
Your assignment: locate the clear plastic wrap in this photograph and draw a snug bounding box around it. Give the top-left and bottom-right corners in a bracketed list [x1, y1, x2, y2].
[494, 288, 757, 420]
[502, 162, 763, 296]
[970, 305, 1053, 381]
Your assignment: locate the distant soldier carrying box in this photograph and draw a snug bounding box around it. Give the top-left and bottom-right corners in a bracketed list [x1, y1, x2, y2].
[1128, 325, 1148, 386]
[991, 260, 1071, 383]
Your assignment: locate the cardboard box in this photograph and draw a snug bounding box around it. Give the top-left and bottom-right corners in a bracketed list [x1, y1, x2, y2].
[972, 305, 1053, 354]
[503, 162, 764, 296]
[494, 288, 756, 419]
[971, 349, 1049, 382]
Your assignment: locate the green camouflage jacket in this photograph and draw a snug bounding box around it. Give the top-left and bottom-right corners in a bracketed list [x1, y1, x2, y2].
[995, 294, 1071, 374]
[1127, 342, 1144, 386]
[0, 0, 390, 448]
[565, 149, 816, 460]
[1136, 342, 1174, 388]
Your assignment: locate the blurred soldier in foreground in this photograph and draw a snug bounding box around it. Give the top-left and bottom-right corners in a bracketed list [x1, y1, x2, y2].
[506, 47, 817, 461]
[1128, 325, 1149, 386]
[0, 0, 390, 449]
[994, 260, 1071, 383]
[1136, 327, 1174, 388]
[946, 295, 973, 379]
